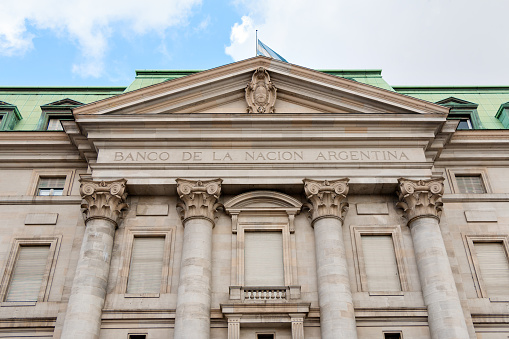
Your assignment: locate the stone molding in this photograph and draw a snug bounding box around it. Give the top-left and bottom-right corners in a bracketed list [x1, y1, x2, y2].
[303, 178, 349, 225]
[396, 178, 444, 224]
[176, 178, 222, 225]
[245, 67, 277, 113]
[80, 178, 128, 227]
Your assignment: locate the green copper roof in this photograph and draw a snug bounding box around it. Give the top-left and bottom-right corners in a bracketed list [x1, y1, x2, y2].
[0, 87, 125, 130]
[394, 86, 509, 129]
[1, 68, 509, 131]
[320, 70, 395, 91]
[124, 70, 201, 92]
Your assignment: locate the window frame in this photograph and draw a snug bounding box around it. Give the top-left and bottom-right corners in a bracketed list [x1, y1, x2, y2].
[351, 225, 409, 294]
[0, 101, 22, 131]
[26, 169, 75, 196]
[447, 168, 491, 194]
[465, 235, 509, 300]
[237, 222, 292, 287]
[224, 191, 302, 301]
[118, 228, 175, 298]
[0, 237, 61, 304]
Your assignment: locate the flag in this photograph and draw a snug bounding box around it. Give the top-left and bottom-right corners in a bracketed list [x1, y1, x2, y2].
[257, 40, 288, 63]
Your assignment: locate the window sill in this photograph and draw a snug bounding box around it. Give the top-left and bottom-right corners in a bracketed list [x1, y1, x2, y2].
[124, 293, 160, 298]
[489, 297, 509, 303]
[1, 301, 37, 307]
[368, 291, 405, 296]
[0, 195, 82, 205]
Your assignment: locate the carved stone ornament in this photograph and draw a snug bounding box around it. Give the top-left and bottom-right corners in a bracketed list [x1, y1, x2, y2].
[396, 178, 444, 224]
[245, 67, 277, 113]
[303, 178, 350, 225]
[176, 178, 222, 226]
[80, 179, 128, 227]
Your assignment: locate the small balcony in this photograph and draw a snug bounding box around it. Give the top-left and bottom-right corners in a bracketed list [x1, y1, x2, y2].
[229, 286, 301, 301]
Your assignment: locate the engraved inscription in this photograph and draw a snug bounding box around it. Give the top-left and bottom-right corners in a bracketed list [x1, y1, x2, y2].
[101, 148, 424, 164]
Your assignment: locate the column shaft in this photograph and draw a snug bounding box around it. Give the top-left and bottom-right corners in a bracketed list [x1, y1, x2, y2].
[314, 217, 357, 339]
[61, 179, 127, 339]
[410, 217, 469, 338]
[174, 218, 214, 339]
[61, 219, 115, 339]
[397, 178, 469, 339]
[173, 178, 222, 339]
[303, 178, 357, 339]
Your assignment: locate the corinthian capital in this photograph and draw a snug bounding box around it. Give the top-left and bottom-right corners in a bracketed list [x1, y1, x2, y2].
[303, 178, 349, 225]
[396, 178, 444, 224]
[80, 179, 128, 227]
[176, 179, 222, 225]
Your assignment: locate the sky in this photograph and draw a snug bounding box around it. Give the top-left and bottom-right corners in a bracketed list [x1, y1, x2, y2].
[0, 0, 508, 87]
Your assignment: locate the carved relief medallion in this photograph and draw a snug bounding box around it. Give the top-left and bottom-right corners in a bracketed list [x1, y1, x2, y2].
[245, 67, 277, 113]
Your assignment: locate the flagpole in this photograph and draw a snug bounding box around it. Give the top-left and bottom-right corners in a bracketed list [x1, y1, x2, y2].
[255, 30, 258, 57]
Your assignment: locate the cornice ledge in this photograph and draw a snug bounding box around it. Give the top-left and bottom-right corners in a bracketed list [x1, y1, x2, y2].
[303, 178, 349, 226]
[176, 178, 222, 226]
[396, 178, 444, 225]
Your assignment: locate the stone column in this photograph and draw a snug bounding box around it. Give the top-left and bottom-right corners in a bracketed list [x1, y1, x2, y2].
[397, 178, 469, 339]
[303, 179, 357, 339]
[174, 179, 222, 339]
[61, 179, 128, 339]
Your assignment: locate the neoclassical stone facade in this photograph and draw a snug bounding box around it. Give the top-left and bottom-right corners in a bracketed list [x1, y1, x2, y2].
[1, 57, 509, 339]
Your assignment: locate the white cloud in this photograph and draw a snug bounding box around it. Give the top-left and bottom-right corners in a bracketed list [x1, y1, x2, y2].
[0, 0, 201, 77]
[226, 0, 509, 85]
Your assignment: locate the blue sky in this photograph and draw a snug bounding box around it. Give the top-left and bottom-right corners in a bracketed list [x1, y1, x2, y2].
[1, 0, 508, 87]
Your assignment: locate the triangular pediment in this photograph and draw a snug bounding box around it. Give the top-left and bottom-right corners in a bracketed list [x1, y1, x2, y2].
[436, 97, 478, 109]
[41, 98, 84, 108]
[73, 57, 449, 116]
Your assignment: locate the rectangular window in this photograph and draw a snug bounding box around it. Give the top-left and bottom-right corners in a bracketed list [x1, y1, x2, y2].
[37, 177, 66, 196]
[47, 118, 64, 131]
[456, 175, 486, 194]
[474, 242, 509, 297]
[257, 334, 274, 339]
[128, 335, 147, 339]
[384, 333, 402, 339]
[126, 237, 165, 294]
[244, 231, 284, 286]
[361, 235, 401, 291]
[5, 245, 51, 302]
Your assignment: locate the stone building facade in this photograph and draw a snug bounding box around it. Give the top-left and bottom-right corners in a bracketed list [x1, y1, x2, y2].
[1, 56, 509, 338]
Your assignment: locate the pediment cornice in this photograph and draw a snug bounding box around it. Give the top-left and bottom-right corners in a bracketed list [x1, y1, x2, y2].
[73, 57, 449, 116]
